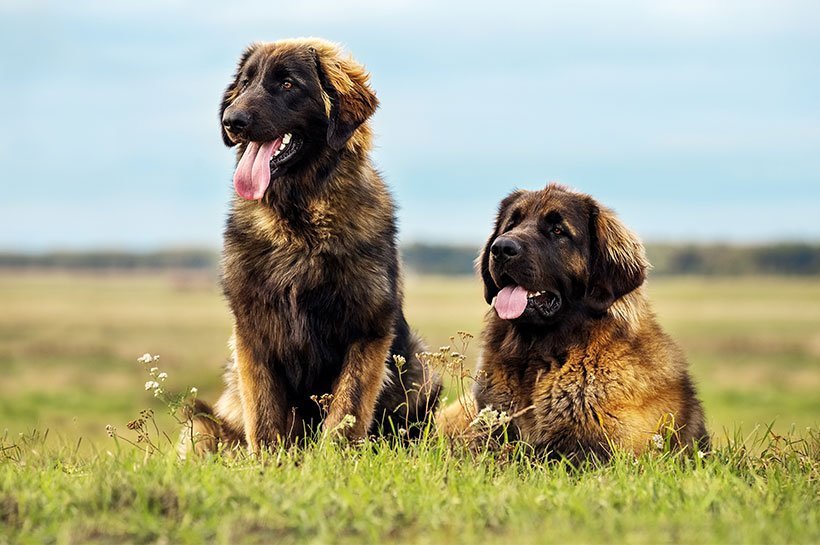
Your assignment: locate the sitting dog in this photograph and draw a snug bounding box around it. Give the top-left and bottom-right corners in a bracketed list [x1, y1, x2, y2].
[184, 38, 441, 455]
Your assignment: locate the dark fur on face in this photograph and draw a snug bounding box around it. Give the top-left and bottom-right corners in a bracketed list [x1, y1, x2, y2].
[478, 184, 648, 328]
[438, 184, 708, 461]
[182, 39, 440, 456]
[218, 40, 381, 217]
[220, 40, 378, 160]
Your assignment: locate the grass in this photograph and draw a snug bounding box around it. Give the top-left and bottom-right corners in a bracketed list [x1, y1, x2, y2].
[1, 426, 817, 544]
[0, 272, 819, 544]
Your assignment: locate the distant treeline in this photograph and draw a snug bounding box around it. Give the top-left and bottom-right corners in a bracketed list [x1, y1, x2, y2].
[0, 250, 218, 271]
[645, 243, 820, 276]
[1, 243, 819, 276]
[403, 243, 820, 276]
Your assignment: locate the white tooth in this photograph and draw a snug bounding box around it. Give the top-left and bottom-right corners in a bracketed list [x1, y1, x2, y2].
[273, 149, 281, 157]
[282, 133, 292, 144]
[279, 142, 287, 151]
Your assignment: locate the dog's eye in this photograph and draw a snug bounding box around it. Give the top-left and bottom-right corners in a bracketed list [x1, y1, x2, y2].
[281, 79, 294, 90]
[505, 210, 522, 232]
[551, 226, 564, 236]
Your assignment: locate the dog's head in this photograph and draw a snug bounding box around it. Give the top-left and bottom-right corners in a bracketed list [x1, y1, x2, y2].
[220, 38, 379, 200]
[479, 184, 648, 326]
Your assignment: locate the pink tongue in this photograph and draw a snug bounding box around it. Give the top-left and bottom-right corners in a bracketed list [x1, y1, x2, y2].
[494, 285, 529, 320]
[233, 140, 280, 200]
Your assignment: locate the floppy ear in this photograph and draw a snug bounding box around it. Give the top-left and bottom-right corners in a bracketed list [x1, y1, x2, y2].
[477, 191, 525, 304]
[313, 46, 379, 151]
[585, 204, 649, 313]
[219, 44, 258, 147]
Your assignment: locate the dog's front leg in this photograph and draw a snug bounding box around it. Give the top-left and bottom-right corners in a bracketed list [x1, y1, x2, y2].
[232, 331, 288, 452]
[324, 335, 393, 440]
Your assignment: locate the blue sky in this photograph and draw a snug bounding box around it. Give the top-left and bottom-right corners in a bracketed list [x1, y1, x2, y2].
[1, 0, 818, 250]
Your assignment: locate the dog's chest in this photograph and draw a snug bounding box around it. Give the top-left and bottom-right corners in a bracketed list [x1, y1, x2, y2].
[227, 201, 379, 286]
[483, 345, 620, 441]
[225, 235, 382, 326]
[222, 205, 394, 388]
[477, 351, 558, 416]
[259, 200, 346, 251]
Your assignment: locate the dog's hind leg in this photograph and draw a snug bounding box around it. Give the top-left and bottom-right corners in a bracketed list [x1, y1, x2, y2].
[178, 398, 244, 458]
[435, 396, 476, 439]
[179, 361, 246, 458]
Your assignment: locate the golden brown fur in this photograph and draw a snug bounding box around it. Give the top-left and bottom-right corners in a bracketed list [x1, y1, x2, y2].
[438, 184, 708, 460]
[182, 39, 440, 456]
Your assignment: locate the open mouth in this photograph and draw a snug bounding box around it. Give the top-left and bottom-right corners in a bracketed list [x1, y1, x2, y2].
[232, 133, 303, 200]
[492, 284, 562, 321]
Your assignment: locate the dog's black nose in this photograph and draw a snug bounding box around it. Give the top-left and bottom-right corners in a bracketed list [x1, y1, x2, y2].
[222, 110, 251, 133]
[490, 237, 521, 262]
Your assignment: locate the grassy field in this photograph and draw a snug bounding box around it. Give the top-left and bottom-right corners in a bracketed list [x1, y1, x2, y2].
[1, 272, 818, 544]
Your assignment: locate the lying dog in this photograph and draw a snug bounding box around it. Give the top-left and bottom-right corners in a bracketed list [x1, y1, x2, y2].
[438, 184, 709, 460]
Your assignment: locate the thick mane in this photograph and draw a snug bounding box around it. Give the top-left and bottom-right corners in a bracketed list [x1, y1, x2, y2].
[607, 286, 650, 336]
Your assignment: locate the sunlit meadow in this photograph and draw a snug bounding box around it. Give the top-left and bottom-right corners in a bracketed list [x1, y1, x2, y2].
[0, 272, 817, 544]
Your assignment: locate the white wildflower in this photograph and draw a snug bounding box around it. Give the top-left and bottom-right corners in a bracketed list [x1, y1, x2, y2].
[144, 380, 159, 391]
[190, 387, 198, 395]
[157, 372, 168, 381]
[470, 406, 511, 429]
[137, 353, 160, 364]
[149, 367, 159, 374]
[651, 433, 664, 451]
[339, 414, 357, 429]
[329, 414, 357, 433]
[697, 450, 706, 459]
[392, 354, 406, 369]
